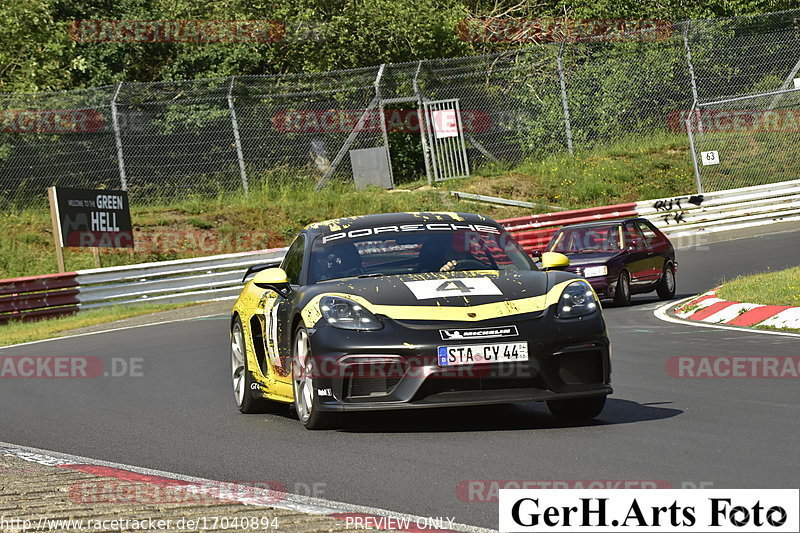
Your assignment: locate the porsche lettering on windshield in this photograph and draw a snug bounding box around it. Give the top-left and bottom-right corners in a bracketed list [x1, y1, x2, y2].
[321, 223, 500, 244]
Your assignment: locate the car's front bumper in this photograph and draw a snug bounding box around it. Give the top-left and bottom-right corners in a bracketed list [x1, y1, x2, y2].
[306, 309, 612, 412]
[584, 276, 613, 298]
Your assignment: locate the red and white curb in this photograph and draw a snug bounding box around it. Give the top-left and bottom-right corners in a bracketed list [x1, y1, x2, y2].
[674, 289, 800, 330]
[0, 441, 493, 533]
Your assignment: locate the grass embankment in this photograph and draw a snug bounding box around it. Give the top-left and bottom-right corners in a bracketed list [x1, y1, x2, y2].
[716, 266, 800, 333]
[0, 133, 694, 279]
[451, 133, 693, 207]
[718, 266, 800, 308]
[0, 302, 199, 347]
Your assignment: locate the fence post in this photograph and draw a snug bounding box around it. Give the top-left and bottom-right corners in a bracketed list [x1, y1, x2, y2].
[556, 43, 574, 155]
[682, 21, 704, 134]
[110, 82, 128, 191]
[686, 107, 704, 194]
[374, 64, 394, 187]
[769, 58, 800, 109]
[315, 65, 385, 190]
[228, 76, 249, 194]
[413, 60, 434, 185]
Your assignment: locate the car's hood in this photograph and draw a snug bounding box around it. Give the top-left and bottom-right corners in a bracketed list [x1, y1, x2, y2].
[299, 270, 578, 325]
[313, 270, 549, 306]
[562, 252, 622, 267]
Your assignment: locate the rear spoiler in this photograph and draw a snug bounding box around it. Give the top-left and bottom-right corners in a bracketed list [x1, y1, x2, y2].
[242, 261, 282, 282]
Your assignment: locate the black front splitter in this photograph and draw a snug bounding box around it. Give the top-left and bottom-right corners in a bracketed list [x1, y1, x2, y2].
[316, 386, 613, 412]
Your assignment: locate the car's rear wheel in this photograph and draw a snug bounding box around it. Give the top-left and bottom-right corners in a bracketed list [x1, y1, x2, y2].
[231, 317, 281, 414]
[613, 270, 631, 306]
[656, 263, 676, 300]
[547, 396, 606, 422]
[292, 326, 339, 430]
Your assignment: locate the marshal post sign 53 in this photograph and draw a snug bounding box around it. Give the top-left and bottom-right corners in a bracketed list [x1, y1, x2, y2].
[52, 187, 134, 248]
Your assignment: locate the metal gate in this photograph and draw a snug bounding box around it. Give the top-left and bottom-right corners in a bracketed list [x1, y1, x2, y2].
[422, 99, 470, 182]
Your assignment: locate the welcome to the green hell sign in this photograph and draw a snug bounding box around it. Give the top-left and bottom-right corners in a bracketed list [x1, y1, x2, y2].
[54, 187, 134, 248]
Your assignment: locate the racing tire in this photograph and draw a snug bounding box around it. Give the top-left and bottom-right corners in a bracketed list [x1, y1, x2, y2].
[231, 316, 282, 414]
[547, 396, 606, 422]
[656, 263, 676, 300]
[613, 270, 631, 306]
[292, 326, 340, 430]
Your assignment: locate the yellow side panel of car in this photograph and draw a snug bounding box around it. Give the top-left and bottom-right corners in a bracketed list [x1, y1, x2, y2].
[232, 281, 294, 402]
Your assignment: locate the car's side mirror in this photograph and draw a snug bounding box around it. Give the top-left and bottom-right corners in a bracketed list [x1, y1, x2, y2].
[252, 267, 292, 297]
[541, 252, 570, 270]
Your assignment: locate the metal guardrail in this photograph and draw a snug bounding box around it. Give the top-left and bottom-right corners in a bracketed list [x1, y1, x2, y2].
[637, 178, 800, 238]
[0, 179, 797, 323]
[500, 179, 800, 253]
[76, 248, 287, 308]
[0, 272, 80, 323]
[0, 249, 286, 323]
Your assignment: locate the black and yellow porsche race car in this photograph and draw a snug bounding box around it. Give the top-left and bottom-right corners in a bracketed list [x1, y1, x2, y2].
[230, 212, 612, 429]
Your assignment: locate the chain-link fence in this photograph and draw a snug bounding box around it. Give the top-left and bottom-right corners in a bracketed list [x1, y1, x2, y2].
[2, 9, 800, 206]
[683, 10, 800, 192]
[687, 88, 800, 192]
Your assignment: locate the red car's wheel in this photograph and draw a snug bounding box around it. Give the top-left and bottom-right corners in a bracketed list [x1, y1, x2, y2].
[656, 263, 676, 300]
[613, 270, 631, 306]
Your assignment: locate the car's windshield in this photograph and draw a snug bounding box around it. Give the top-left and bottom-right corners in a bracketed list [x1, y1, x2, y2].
[548, 225, 622, 254]
[309, 227, 536, 283]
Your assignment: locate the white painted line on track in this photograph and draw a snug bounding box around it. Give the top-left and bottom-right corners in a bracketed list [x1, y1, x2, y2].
[0, 440, 495, 533]
[653, 298, 800, 339]
[0, 313, 228, 351]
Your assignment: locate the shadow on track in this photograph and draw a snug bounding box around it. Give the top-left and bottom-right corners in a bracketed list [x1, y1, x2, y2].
[601, 294, 690, 309]
[328, 398, 682, 434]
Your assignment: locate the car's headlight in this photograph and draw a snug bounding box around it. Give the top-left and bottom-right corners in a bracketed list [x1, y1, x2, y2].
[320, 296, 382, 330]
[583, 265, 608, 278]
[557, 281, 599, 318]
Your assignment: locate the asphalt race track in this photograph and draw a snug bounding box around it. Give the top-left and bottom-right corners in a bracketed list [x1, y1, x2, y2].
[1, 229, 798, 530]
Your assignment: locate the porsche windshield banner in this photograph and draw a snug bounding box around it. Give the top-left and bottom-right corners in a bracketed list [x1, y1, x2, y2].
[320, 222, 500, 244]
[499, 489, 799, 532]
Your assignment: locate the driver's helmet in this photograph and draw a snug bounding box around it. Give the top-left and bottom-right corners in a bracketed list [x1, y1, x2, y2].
[418, 232, 481, 272]
[314, 242, 363, 281]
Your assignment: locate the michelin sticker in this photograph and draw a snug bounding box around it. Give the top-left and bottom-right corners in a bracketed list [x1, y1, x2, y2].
[440, 326, 518, 340]
[404, 278, 502, 300]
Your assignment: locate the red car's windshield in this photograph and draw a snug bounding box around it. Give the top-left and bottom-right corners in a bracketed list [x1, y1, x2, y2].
[548, 225, 622, 254]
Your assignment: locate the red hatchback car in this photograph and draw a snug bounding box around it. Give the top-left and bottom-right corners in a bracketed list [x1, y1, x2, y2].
[540, 217, 677, 306]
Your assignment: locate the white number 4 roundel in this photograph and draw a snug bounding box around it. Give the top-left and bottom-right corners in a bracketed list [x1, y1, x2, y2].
[404, 278, 502, 300]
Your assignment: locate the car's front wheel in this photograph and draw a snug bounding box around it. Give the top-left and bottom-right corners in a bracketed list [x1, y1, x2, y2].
[292, 326, 339, 430]
[613, 270, 631, 306]
[231, 317, 280, 414]
[547, 396, 606, 422]
[656, 263, 676, 300]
